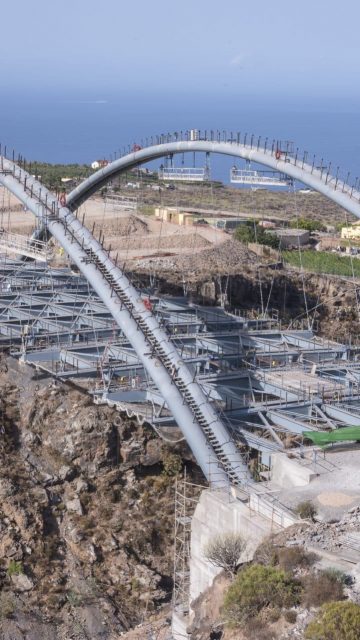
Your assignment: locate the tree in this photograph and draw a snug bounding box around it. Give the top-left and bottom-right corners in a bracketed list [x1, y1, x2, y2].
[234, 222, 280, 249]
[290, 217, 325, 232]
[234, 224, 255, 244]
[223, 564, 301, 626]
[204, 532, 247, 576]
[305, 601, 360, 640]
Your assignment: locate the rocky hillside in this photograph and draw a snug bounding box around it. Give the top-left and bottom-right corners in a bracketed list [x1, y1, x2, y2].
[0, 358, 201, 639]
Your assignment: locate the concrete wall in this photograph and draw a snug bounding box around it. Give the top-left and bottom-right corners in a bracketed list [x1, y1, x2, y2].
[270, 452, 317, 487]
[273, 229, 310, 247]
[247, 242, 280, 260]
[189, 490, 280, 605]
[172, 610, 190, 639]
[172, 487, 299, 640]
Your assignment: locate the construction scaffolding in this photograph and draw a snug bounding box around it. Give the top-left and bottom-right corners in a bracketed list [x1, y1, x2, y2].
[104, 194, 138, 211]
[173, 472, 203, 614]
[1, 259, 360, 459]
[0, 230, 52, 261]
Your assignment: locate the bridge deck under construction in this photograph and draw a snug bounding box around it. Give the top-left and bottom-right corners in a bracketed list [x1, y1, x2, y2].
[1, 256, 360, 467]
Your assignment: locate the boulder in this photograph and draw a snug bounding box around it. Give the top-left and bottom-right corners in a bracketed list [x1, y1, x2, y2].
[65, 497, 83, 515]
[11, 573, 34, 592]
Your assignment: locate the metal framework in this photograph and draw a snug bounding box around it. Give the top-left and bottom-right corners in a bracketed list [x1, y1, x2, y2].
[2, 131, 360, 490]
[1, 258, 360, 475]
[0, 159, 250, 489]
[0, 230, 52, 261]
[230, 168, 290, 187]
[104, 194, 137, 211]
[158, 167, 210, 182]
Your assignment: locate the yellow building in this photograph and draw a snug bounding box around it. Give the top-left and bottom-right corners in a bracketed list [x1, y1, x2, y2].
[154, 207, 194, 225]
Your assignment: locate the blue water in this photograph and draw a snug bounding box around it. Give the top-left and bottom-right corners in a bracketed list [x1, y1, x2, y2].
[1, 91, 360, 185]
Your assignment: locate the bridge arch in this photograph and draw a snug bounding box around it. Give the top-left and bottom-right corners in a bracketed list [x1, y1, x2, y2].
[0, 157, 251, 489]
[67, 139, 360, 219]
[1, 134, 359, 490]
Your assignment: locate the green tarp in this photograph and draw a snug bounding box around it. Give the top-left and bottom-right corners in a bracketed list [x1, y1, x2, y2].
[303, 426, 360, 447]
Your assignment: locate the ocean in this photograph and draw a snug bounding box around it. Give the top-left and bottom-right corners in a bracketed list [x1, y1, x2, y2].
[1, 91, 360, 186]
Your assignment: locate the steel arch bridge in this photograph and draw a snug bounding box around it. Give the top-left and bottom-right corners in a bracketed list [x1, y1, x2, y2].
[67, 136, 360, 217]
[0, 133, 359, 490]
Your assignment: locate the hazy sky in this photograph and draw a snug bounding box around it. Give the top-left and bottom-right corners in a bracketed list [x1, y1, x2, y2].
[1, 0, 359, 102]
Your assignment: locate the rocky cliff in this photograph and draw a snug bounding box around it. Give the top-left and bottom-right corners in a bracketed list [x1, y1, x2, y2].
[0, 358, 200, 639]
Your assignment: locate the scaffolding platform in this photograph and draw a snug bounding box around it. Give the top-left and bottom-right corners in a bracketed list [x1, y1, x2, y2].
[158, 167, 210, 182]
[230, 168, 291, 187]
[104, 194, 137, 211]
[1, 259, 360, 460]
[0, 231, 52, 261]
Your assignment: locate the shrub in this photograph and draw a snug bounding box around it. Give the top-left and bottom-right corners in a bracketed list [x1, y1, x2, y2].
[290, 218, 325, 232]
[162, 452, 182, 476]
[301, 569, 345, 608]
[253, 538, 278, 566]
[244, 618, 276, 640]
[66, 590, 83, 607]
[276, 546, 317, 572]
[295, 500, 317, 520]
[234, 225, 255, 244]
[7, 560, 23, 577]
[204, 533, 247, 577]
[234, 222, 280, 249]
[284, 609, 297, 624]
[305, 601, 360, 640]
[320, 567, 349, 585]
[0, 593, 15, 619]
[222, 564, 301, 625]
[254, 540, 317, 571]
[267, 606, 281, 622]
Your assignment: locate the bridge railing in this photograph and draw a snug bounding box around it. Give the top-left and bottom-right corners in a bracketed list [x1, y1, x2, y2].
[0, 229, 52, 261]
[106, 130, 360, 205]
[1, 130, 359, 206]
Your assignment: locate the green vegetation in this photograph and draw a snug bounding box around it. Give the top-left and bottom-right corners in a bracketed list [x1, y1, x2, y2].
[283, 250, 360, 277]
[223, 564, 301, 625]
[234, 222, 279, 249]
[162, 451, 183, 476]
[220, 540, 355, 636]
[290, 217, 325, 232]
[295, 500, 318, 521]
[7, 560, 23, 577]
[66, 589, 83, 607]
[28, 162, 93, 191]
[305, 601, 360, 640]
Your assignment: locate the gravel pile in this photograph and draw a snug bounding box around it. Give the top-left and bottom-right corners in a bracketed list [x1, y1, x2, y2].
[287, 505, 360, 554]
[133, 239, 261, 278]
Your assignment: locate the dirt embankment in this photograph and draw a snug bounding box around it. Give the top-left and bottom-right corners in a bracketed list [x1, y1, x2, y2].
[0, 358, 202, 639]
[133, 249, 360, 343]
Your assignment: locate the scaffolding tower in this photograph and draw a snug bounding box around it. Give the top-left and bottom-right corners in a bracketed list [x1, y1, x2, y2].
[173, 471, 201, 615]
